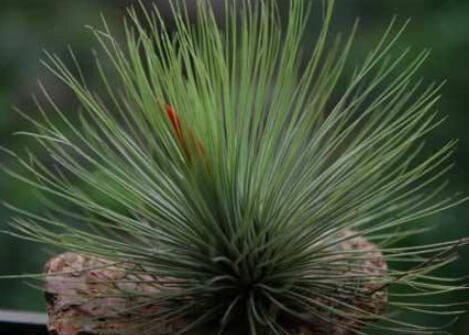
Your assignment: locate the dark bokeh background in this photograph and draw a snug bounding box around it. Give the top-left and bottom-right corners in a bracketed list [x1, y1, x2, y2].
[0, 0, 468, 334]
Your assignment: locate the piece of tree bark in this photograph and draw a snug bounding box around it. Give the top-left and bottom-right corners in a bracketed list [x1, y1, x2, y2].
[44, 230, 387, 335]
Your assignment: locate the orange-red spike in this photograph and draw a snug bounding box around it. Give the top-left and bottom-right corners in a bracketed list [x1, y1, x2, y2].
[165, 104, 205, 161]
[165, 105, 185, 147]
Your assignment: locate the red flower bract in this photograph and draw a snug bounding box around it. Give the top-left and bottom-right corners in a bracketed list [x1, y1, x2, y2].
[165, 104, 206, 161]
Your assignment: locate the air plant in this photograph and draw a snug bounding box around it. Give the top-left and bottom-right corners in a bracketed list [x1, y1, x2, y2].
[3, 0, 469, 334]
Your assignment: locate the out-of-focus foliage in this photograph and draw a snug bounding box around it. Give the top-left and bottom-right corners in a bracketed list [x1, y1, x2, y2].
[0, 0, 468, 333]
[0, 0, 132, 312]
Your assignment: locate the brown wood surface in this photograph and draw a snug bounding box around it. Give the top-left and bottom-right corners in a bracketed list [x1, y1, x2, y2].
[44, 230, 387, 335]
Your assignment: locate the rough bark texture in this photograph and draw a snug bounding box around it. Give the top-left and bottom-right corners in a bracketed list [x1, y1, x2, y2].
[44, 230, 387, 335]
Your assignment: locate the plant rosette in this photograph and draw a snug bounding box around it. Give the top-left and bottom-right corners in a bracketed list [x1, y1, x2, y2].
[3, 0, 469, 334]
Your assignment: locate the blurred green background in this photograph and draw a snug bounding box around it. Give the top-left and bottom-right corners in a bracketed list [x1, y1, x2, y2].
[0, 0, 468, 334]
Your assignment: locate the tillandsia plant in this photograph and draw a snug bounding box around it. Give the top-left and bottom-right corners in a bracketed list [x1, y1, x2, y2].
[2, 0, 469, 334]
